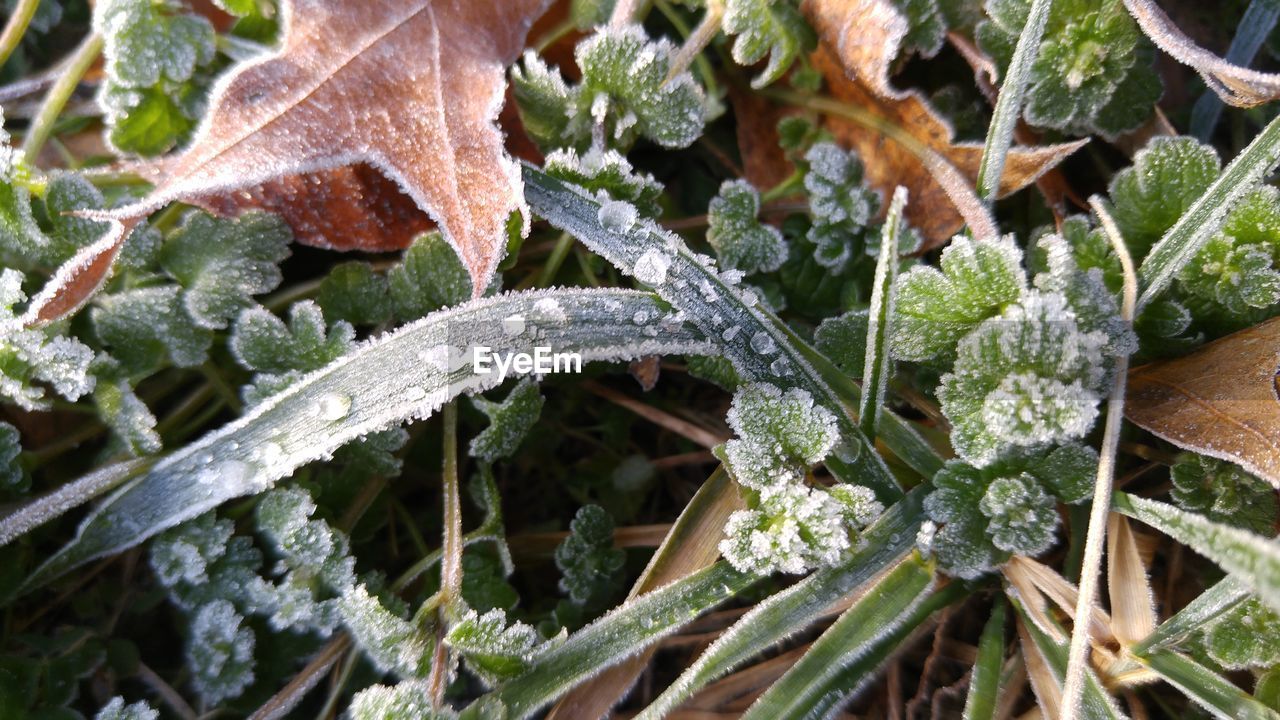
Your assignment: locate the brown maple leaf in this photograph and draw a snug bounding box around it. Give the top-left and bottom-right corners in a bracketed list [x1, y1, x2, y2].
[1126, 316, 1280, 489]
[25, 0, 550, 324]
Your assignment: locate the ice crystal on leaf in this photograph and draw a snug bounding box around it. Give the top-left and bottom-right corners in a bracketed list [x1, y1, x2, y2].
[721, 383, 839, 489]
[161, 211, 291, 330]
[923, 446, 1093, 577]
[976, 0, 1161, 138]
[93, 287, 212, 373]
[1202, 597, 1280, 670]
[545, 148, 664, 217]
[150, 513, 234, 589]
[0, 269, 95, 411]
[94, 697, 158, 720]
[940, 291, 1108, 466]
[446, 608, 548, 686]
[348, 681, 455, 720]
[512, 25, 705, 151]
[0, 421, 25, 494]
[720, 483, 856, 575]
[92, 356, 162, 456]
[555, 504, 625, 606]
[97, 0, 217, 155]
[256, 486, 356, 590]
[187, 600, 255, 706]
[890, 235, 1027, 365]
[707, 180, 788, 275]
[231, 301, 355, 405]
[0, 168, 112, 270]
[469, 378, 545, 463]
[1170, 453, 1278, 536]
[722, 0, 816, 88]
[338, 584, 432, 678]
[803, 143, 882, 272]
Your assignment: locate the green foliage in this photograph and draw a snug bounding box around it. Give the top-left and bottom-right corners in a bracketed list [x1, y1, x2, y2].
[337, 584, 432, 678]
[722, 0, 816, 88]
[94, 697, 158, 720]
[187, 599, 255, 706]
[511, 25, 705, 151]
[892, 0, 948, 57]
[388, 232, 472, 321]
[92, 287, 213, 371]
[802, 143, 884, 273]
[814, 308, 869, 378]
[0, 168, 112, 270]
[97, 0, 218, 155]
[91, 356, 162, 456]
[544, 148, 664, 217]
[256, 486, 355, 590]
[0, 269, 95, 411]
[721, 383, 839, 488]
[976, 0, 1161, 138]
[469, 378, 545, 463]
[1108, 137, 1219, 259]
[161, 211, 291, 330]
[231, 301, 355, 405]
[1202, 597, 1280, 670]
[555, 504, 625, 606]
[317, 261, 393, 326]
[0, 421, 26, 494]
[348, 681, 454, 720]
[1170, 453, 1278, 536]
[447, 608, 549, 686]
[707, 180, 788, 274]
[923, 444, 1094, 577]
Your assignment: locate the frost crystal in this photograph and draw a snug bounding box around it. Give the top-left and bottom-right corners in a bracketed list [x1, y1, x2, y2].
[348, 680, 456, 720]
[722, 383, 840, 489]
[890, 235, 1027, 364]
[803, 143, 882, 272]
[469, 378, 545, 463]
[555, 504, 625, 606]
[231, 301, 355, 406]
[0, 269, 95, 410]
[446, 608, 547, 686]
[978, 474, 1058, 555]
[256, 486, 356, 590]
[92, 356, 162, 456]
[1108, 137, 1219, 259]
[976, 0, 1161, 138]
[92, 287, 212, 372]
[512, 25, 705, 151]
[722, 0, 816, 88]
[719, 483, 851, 575]
[187, 600, 255, 706]
[338, 584, 432, 678]
[0, 421, 25, 494]
[545, 148, 664, 216]
[1177, 187, 1280, 328]
[151, 513, 234, 589]
[94, 697, 158, 720]
[707, 180, 788, 275]
[814, 309, 869, 378]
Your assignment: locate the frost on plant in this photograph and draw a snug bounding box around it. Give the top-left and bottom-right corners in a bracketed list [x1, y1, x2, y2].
[93, 287, 213, 372]
[555, 504, 626, 606]
[0, 153, 114, 270]
[1170, 453, 1278, 536]
[0, 269, 95, 411]
[348, 681, 456, 720]
[814, 308, 869, 378]
[1201, 597, 1280, 670]
[511, 25, 706, 151]
[707, 180, 788, 275]
[388, 232, 473, 321]
[722, 0, 816, 88]
[976, 0, 1161, 138]
[802, 143, 883, 272]
[1107, 137, 1219, 259]
[92, 355, 161, 456]
[0, 421, 26, 494]
[446, 608, 549, 686]
[97, 0, 218, 155]
[923, 444, 1095, 577]
[94, 697, 157, 720]
[231, 300, 355, 406]
[338, 584, 432, 678]
[187, 599, 256, 706]
[256, 486, 356, 592]
[469, 378, 545, 463]
[721, 383, 839, 489]
[545, 148, 664, 217]
[318, 262, 393, 327]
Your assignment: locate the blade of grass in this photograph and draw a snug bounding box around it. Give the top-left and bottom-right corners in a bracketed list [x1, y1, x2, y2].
[1138, 649, 1280, 720]
[1130, 576, 1248, 656]
[1189, 0, 1280, 141]
[1011, 597, 1129, 720]
[0, 0, 39, 68]
[976, 0, 1054, 201]
[0, 457, 154, 548]
[1136, 112, 1280, 310]
[860, 186, 907, 439]
[963, 597, 1008, 720]
[12, 289, 715, 598]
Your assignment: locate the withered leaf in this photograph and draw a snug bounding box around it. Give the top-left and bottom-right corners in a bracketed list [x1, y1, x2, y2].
[1126, 316, 1280, 488]
[801, 0, 919, 100]
[26, 0, 549, 324]
[811, 48, 1087, 247]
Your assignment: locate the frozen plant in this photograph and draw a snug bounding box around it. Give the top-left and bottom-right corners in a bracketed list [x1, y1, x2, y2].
[187, 599, 256, 706]
[94, 697, 157, 720]
[720, 482, 866, 575]
[1200, 597, 1280, 670]
[707, 180, 788, 275]
[722, 0, 816, 88]
[555, 504, 626, 606]
[231, 300, 355, 406]
[347, 681, 455, 720]
[0, 269, 95, 411]
[446, 608, 550, 686]
[1169, 453, 1278, 536]
[469, 378, 545, 463]
[0, 421, 27, 494]
[720, 383, 839, 489]
[337, 583, 433, 678]
[802, 143, 883, 273]
[544, 147, 664, 217]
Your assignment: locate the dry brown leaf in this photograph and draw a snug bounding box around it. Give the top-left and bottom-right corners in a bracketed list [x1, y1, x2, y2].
[728, 84, 796, 191]
[812, 49, 1087, 247]
[801, 0, 917, 100]
[25, 0, 549, 324]
[1124, 0, 1280, 108]
[1106, 513, 1157, 647]
[1126, 316, 1280, 488]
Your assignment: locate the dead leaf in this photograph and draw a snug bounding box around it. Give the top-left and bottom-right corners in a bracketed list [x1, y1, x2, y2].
[1126, 316, 1280, 488]
[1124, 0, 1280, 108]
[628, 355, 661, 392]
[729, 84, 796, 191]
[801, 0, 917, 100]
[25, 0, 549, 325]
[811, 49, 1088, 247]
[1106, 513, 1156, 646]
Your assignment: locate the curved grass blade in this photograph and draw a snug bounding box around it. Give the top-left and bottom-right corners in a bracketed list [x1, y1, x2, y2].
[1114, 492, 1280, 613]
[633, 485, 928, 719]
[1137, 113, 1280, 310]
[1138, 649, 1280, 720]
[15, 289, 714, 597]
[522, 165, 942, 500]
[1130, 576, 1248, 656]
[1010, 597, 1129, 720]
[963, 597, 1009, 720]
[1189, 0, 1280, 141]
[458, 561, 758, 720]
[0, 457, 154, 548]
[740, 556, 935, 719]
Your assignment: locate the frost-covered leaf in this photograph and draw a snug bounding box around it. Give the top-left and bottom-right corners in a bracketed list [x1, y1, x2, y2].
[978, 473, 1057, 554]
[0, 421, 25, 494]
[256, 486, 355, 589]
[469, 378, 545, 463]
[544, 148, 664, 218]
[723, 0, 816, 88]
[802, 143, 882, 272]
[150, 515, 264, 612]
[94, 697, 158, 720]
[388, 232, 472, 322]
[92, 287, 212, 372]
[814, 308, 869, 378]
[1202, 597, 1280, 670]
[150, 513, 235, 591]
[0, 269, 95, 410]
[317, 262, 393, 327]
[721, 383, 839, 489]
[1108, 137, 1220, 260]
[890, 235, 1027, 365]
[349, 681, 455, 720]
[802, 0, 945, 100]
[0, 170, 113, 270]
[719, 483, 855, 575]
[92, 358, 161, 457]
[231, 301, 355, 405]
[97, 0, 217, 155]
[447, 608, 548, 686]
[707, 180, 788, 275]
[555, 505, 626, 606]
[338, 583, 432, 678]
[976, 0, 1162, 138]
[187, 599, 255, 706]
[511, 25, 706, 151]
[1177, 186, 1280, 328]
[939, 292, 1109, 465]
[1170, 453, 1278, 536]
[161, 211, 291, 330]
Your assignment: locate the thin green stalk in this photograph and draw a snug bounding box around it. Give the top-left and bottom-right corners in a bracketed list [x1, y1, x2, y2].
[963, 597, 1008, 720]
[538, 232, 575, 287]
[760, 169, 804, 202]
[0, 0, 40, 69]
[859, 186, 907, 439]
[976, 0, 1053, 201]
[21, 31, 102, 160]
[534, 16, 577, 53]
[1061, 197, 1137, 720]
[439, 401, 462, 608]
